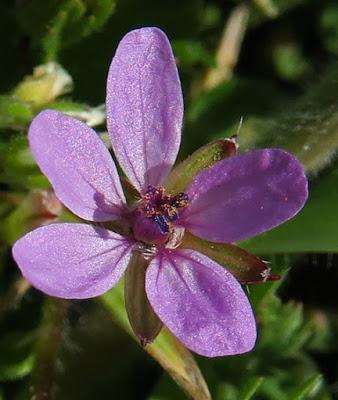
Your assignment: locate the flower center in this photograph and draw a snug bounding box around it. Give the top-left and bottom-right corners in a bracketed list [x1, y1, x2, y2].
[139, 186, 189, 234]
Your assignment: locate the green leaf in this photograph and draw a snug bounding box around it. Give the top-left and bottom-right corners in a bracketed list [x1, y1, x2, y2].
[1, 190, 62, 245]
[289, 374, 322, 400]
[320, 4, 338, 56]
[0, 135, 49, 190]
[173, 40, 215, 67]
[239, 376, 265, 400]
[0, 332, 35, 381]
[258, 295, 312, 356]
[17, 0, 116, 61]
[0, 95, 33, 129]
[101, 281, 211, 400]
[241, 167, 338, 254]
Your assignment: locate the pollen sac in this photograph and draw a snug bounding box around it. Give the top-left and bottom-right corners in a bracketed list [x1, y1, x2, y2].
[139, 186, 189, 235]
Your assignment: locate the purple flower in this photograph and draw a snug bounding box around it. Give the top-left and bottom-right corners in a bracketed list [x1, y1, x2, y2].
[12, 27, 308, 357]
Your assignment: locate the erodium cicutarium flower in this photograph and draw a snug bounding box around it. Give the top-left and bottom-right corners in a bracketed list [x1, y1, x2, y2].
[12, 27, 308, 357]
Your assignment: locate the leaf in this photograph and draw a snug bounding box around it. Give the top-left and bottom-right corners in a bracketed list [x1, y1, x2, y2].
[181, 232, 278, 284]
[239, 376, 265, 400]
[0, 95, 33, 130]
[0, 135, 48, 190]
[241, 167, 338, 254]
[101, 281, 211, 400]
[1, 190, 62, 245]
[0, 332, 35, 381]
[16, 0, 116, 61]
[289, 374, 322, 400]
[172, 40, 215, 67]
[257, 295, 312, 356]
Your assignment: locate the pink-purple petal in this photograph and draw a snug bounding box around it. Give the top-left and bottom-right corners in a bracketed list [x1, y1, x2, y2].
[12, 223, 133, 299]
[29, 110, 126, 221]
[181, 149, 308, 243]
[145, 249, 256, 357]
[106, 27, 183, 193]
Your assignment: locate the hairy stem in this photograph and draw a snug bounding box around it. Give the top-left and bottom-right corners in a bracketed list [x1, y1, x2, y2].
[30, 298, 68, 400]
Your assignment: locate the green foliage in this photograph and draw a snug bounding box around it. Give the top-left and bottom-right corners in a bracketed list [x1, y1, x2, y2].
[289, 374, 323, 400]
[1, 0, 338, 399]
[17, 0, 116, 61]
[173, 40, 215, 67]
[0, 332, 35, 381]
[0, 96, 33, 130]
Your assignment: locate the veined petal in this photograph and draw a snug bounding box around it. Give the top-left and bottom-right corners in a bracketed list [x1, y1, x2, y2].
[145, 249, 256, 357]
[29, 110, 126, 221]
[106, 27, 183, 192]
[12, 223, 133, 299]
[181, 149, 308, 243]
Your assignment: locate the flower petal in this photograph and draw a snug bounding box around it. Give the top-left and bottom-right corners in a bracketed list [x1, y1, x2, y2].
[12, 223, 133, 299]
[29, 110, 126, 221]
[181, 149, 308, 243]
[106, 27, 183, 192]
[145, 249, 256, 357]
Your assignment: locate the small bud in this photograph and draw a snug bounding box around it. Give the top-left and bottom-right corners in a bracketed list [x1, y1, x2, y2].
[13, 62, 73, 107]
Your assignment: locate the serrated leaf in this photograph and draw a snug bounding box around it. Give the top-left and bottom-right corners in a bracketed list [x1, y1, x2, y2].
[101, 281, 211, 400]
[289, 374, 322, 400]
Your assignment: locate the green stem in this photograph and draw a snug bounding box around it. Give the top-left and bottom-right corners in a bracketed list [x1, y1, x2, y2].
[30, 298, 68, 400]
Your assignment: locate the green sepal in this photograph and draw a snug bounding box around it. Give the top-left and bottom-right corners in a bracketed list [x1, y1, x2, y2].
[181, 232, 279, 284]
[124, 252, 163, 346]
[165, 138, 237, 194]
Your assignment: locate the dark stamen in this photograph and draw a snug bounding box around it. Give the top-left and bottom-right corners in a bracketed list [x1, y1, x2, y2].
[139, 186, 189, 234]
[154, 215, 170, 233]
